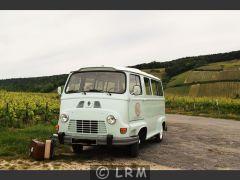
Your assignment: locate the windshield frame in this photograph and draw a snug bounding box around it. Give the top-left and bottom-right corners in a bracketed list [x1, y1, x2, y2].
[64, 70, 127, 95]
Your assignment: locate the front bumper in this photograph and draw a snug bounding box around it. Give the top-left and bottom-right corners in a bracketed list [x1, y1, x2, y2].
[52, 133, 139, 146]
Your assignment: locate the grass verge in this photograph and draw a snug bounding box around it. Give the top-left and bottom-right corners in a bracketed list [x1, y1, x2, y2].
[0, 124, 55, 158]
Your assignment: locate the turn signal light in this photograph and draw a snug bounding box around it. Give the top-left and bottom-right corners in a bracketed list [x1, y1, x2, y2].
[120, 128, 127, 134]
[55, 125, 59, 132]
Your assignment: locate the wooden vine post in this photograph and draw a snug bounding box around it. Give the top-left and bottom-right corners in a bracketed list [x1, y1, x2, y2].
[45, 102, 48, 122]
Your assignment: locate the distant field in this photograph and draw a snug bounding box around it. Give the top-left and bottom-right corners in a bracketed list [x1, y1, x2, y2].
[196, 59, 240, 71]
[166, 82, 240, 98]
[142, 68, 166, 79]
[165, 59, 240, 98]
[185, 71, 240, 84]
[166, 71, 189, 88]
[164, 86, 190, 96]
[191, 82, 240, 97]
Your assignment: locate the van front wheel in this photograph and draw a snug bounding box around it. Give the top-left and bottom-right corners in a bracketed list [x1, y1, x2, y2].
[129, 142, 139, 157]
[72, 144, 83, 154]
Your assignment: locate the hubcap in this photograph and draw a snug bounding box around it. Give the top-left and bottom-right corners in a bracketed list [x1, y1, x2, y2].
[160, 129, 163, 139]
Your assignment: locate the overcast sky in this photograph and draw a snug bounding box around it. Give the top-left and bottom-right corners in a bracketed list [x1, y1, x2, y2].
[1, 10, 240, 79]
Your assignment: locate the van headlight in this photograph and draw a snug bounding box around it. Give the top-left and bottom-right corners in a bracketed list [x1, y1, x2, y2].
[60, 114, 69, 123]
[107, 115, 116, 125]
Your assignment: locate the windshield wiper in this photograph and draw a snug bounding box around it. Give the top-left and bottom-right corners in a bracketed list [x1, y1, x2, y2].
[67, 90, 79, 93]
[103, 90, 112, 96]
[67, 90, 87, 94]
[87, 89, 104, 93]
[86, 89, 112, 95]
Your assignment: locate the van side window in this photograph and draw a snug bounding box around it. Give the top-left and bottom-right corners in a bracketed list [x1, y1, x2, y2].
[129, 74, 142, 95]
[151, 80, 158, 96]
[158, 81, 164, 96]
[144, 77, 152, 95]
[151, 80, 164, 96]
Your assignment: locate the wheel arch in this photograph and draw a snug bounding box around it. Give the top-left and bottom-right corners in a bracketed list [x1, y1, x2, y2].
[162, 121, 167, 131]
[138, 127, 147, 142]
[157, 116, 166, 132]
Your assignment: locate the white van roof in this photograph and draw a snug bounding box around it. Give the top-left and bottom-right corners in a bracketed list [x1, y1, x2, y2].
[77, 66, 160, 81]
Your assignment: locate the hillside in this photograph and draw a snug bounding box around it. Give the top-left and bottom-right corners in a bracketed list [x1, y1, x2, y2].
[132, 50, 240, 77]
[141, 68, 168, 87]
[165, 59, 240, 98]
[0, 50, 240, 96]
[0, 74, 68, 93]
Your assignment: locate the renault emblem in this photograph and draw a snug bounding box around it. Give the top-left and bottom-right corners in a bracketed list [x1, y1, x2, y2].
[87, 101, 91, 106]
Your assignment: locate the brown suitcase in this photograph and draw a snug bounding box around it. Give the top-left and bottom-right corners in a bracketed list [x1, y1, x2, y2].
[29, 139, 45, 160]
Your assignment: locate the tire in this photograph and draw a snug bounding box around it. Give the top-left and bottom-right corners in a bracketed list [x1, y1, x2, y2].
[72, 144, 83, 154]
[138, 129, 147, 144]
[155, 128, 163, 143]
[129, 142, 139, 157]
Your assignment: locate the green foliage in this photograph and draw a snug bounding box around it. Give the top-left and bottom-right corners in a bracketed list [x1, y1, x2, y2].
[50, 119, 58, 126]
[0, 91, 60, 128]
[0, 74, 68, 93]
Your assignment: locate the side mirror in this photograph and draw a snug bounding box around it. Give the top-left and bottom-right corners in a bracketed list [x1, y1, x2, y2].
[57, 86, 62, 95]
[133, 85, 141, 96]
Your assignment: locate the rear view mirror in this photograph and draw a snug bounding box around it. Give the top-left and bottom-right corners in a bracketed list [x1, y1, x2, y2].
[57, 86, 62, 95]
[133, 85, 141, 96]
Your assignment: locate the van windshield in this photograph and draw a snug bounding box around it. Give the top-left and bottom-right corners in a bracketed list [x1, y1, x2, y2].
[65, 71, 126, 94]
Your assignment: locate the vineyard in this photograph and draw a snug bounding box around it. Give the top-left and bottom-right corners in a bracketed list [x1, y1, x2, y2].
[166, 82, 240, 98]
[185, 70, 240, 83]
[166, 95, 240, 120]
[0, 91, 59, 128]
[165, 59, 240, 98]
[0, 91, 239, 129]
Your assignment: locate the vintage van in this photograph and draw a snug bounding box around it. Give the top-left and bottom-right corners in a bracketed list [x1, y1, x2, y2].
[53, 66, 167, 157]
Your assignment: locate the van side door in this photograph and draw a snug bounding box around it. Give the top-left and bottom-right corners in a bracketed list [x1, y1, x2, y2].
[129, 74, 144, 121]
[142, 77, 156, 136]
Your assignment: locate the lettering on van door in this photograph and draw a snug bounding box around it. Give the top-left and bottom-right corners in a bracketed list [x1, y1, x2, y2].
[135, 102, 141, 117]
[131, 102, 143, 120]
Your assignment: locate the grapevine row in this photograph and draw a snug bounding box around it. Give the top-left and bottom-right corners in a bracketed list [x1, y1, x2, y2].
[0, 91, 239, 128]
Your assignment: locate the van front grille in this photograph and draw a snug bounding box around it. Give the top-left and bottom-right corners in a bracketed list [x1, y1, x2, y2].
[68, 120, 107, 135]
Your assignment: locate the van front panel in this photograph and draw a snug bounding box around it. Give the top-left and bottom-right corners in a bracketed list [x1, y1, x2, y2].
[58, 94, 130, 138]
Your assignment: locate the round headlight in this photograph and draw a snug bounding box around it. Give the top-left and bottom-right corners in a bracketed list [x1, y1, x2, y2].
[60, 114, 69, 123]
[107, 115, 116, 125]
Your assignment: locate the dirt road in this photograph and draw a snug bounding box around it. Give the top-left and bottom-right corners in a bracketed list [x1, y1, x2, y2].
[140, 114, 240, 170]
[1, 114, 240, 170]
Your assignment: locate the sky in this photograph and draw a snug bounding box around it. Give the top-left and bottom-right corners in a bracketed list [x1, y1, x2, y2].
[1, 10, 240, 79]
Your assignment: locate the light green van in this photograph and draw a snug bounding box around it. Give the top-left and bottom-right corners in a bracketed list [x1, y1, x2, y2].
[53, 66, 167, 157]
